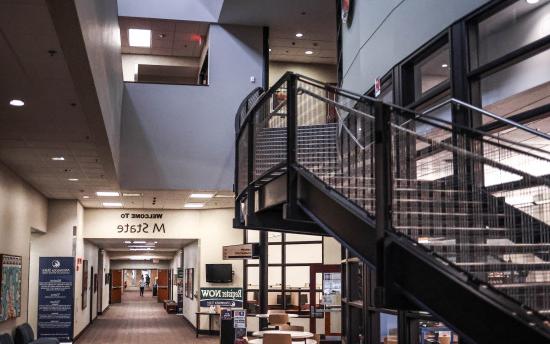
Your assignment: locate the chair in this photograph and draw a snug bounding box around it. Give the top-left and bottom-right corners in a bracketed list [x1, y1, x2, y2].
[263, 333, 292, 344]
[14, 324, 59, 344]
[268, 314, 289, 327]
[0, 334, 14, 344]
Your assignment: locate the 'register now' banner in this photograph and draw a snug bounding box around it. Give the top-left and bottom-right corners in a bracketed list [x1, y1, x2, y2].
[199, 287, 243, 308]
[38, 257, 75, 342]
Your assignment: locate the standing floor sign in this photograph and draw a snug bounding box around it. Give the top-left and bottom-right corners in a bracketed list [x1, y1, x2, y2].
[199, 288, 243, 308]
[38, 257, 74, 342]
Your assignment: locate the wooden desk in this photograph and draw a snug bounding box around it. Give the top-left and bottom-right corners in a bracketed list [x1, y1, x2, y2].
[195, 312, 220, 338]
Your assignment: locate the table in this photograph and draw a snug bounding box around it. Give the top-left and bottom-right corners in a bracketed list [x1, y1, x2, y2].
[195, 312, 220, 338]
[251, 330, 314, 339]
[255, 313, 299, 318]
[248, 339, 317, 344]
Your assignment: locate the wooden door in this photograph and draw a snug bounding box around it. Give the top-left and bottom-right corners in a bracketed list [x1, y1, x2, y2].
[157, 269, 169, 302]
[111, 269, 123, 303]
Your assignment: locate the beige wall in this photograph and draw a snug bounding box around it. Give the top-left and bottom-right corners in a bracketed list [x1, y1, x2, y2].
[0, 162, 47, 335]
[269, 61, 337, 86]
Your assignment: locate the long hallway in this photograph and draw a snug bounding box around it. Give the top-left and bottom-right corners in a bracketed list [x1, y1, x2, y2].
[75, 292, 217, 344]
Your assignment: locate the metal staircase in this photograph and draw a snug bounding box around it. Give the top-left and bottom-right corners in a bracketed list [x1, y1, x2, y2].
[234, 72, 550, 343]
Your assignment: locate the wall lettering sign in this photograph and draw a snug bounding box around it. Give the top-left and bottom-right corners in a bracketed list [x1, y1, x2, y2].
[117, 213, 166, 234]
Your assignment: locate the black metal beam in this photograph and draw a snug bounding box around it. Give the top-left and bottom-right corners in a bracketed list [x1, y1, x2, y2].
[262, 26, 269, 90]
[385, 233, 550, 344]
[259, 230, 268, 329]
[244, 206, 326, 236]
[295, 168, 378, 267]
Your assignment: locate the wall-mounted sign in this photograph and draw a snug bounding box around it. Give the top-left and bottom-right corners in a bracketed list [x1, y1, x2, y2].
[374, 77, 381, 97]
[38, 257, 74, 342]
[223, 244, 259, 260]
[199, 288, 243, 308]
[341, 0, 355, 27]
[117, 212, 166, 234]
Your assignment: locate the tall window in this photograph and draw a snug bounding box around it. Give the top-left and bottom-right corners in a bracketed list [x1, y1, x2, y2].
[243, 231, 324, 314]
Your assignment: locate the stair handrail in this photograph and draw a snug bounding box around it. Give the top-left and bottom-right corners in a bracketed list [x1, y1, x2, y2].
[297, 83, 550, 166]
[421, 97, 550, 141]
[235, 86, 264, 132]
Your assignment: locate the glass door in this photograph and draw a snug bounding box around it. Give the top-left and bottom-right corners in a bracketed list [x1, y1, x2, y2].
[309, 264, 342, 336]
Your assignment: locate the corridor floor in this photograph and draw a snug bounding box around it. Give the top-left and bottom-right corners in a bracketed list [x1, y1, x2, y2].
[75, 291, 217, 344]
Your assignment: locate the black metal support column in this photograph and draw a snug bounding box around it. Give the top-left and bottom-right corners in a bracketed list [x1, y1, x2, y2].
[262, 26, 270, 90]
[374, 102, 393, 307]
[259, 230, 269, 329]
[285, 73, 299, 219]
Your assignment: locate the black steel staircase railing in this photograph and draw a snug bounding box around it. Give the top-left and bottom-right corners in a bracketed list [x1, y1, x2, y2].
[234, 72, 550, 342]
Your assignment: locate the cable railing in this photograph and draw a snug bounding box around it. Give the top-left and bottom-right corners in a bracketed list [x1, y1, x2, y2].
[235, 72, 550, 326]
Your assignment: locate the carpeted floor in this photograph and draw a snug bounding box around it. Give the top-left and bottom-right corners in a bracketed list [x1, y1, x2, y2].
[75, 291, 217, 344]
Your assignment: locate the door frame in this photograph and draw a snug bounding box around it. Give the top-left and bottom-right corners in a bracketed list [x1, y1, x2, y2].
[309, 264, 341, 334]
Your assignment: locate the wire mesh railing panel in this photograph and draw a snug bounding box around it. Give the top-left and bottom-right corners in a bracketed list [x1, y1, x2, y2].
[237, 125, 249, 195]
[295, 79, 377, 215]
[389, 107, 550, 315]
[253, 81, 288, 179]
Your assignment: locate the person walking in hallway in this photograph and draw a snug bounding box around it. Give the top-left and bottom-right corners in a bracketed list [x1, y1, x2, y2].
[139, 278, 145, 296]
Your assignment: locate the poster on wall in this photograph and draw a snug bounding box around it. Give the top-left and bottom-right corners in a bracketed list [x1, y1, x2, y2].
[38, 257, 74, 342]
[82, 260, 88, 310]
[185, 268, 194, 299]
[0, 254, 22, 322]
[199, 288, 243, 308]
[176, 268, 183, 313]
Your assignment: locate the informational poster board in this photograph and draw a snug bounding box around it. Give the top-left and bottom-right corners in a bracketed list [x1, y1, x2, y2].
[233, 309, 247, 339]
[176, 268, 183, 313]
[199, 288, 243, 308]
[38, 257, 74, 342]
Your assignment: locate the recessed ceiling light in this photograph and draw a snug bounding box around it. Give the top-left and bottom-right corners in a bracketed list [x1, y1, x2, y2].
[305, 50, 314, 55]
[124, 241, 132, 244]
[103, 202, 122, 207]
[122, 192, 142, 197]
[96, 191, 120, 197]
[68, 178, 79, 181]
[526, 0, 539, 4]
[442, 63, 449, 68]
[128, 29, 151, 47]
[51, 156, 65, 161]
[269, 48, 272, 52]
[9, 99, 24, 107]
[190, 193, 214, 199]
[295, 33, 304, 38]
[184, 203, 205, 208]
[82, 195, 90, 199]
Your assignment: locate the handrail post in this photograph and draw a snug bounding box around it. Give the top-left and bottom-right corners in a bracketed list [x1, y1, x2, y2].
[374, 101, 393, 307]
[286, 73, 299, 219]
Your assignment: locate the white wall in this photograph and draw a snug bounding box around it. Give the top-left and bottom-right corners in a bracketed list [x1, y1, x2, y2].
[75, 0, 124, 173]
[182, 241, 200, 327]
[342, 0, 490, 93]
[117, 0, 223, 22]
[120, 24, 263, 190]
[100, 251, 111, 312]
[269, 61, 337, 86]
[0, 162, 47, 335]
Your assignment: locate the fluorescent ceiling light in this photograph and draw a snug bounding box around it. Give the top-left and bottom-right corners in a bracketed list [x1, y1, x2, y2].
[82, 196, 90, 199]
[124, 241, 132, 244]
[184, 203, 205, 208]
[51, 156, 65, 161]
[190, 193, 214, 199]
[129, 248, 154, 251]
[9, 99, 24, 107]
[441, 64, 449, 68]
[526, 0, 539, 4]
[68, 178, 79, 182]
[103, 202, 122, 207]
[96, 191, 120, 197]
[129, 29, 151, 47]
[122, 192, 142, 197]
[133, 241, 146, 244]
[305, 50, 313, 55]
[295, 33, 304, 38]
[214, 194, 234, 198]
